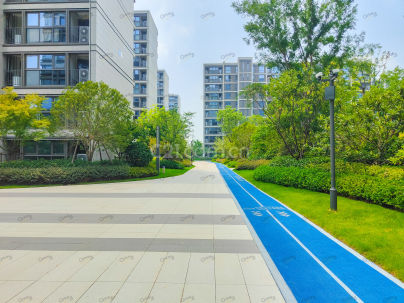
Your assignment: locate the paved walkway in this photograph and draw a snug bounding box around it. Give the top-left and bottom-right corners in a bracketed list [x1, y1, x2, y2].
[0, 162, 285, 303]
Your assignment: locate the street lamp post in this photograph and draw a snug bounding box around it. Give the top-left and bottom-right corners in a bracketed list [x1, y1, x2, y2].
[316, 70, 340, 211]
[156, 126, 160, 174]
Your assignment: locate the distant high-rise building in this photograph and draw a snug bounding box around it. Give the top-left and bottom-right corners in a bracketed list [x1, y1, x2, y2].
[168, 94, 180, 111]
[203, 57, 273, 156]
[157, 70, 169, 109]
[133, 11, 158, 118]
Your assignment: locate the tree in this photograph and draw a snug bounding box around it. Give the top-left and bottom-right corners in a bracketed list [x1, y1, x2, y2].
[191, 140, 204, 158]
[125, 141, 153, 167]
[0, 87, 50, 160]
[138, 107, 194, 159]
[230, 121, 257, 158]
[217, 106, 245, 136]
[51, 81, 132, 161]
[232, 0, 360, 70]
[336, 68, 404, 164]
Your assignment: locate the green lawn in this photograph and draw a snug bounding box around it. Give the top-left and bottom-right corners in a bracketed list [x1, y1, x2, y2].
[236, 170, 404, 282]
[0, 166, 194, 189]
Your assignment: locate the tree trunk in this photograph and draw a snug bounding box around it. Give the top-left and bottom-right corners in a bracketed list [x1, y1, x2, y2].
[72, 140, 79, 163]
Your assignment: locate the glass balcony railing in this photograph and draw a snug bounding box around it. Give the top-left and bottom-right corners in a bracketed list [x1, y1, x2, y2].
[4, 26, 89, 44]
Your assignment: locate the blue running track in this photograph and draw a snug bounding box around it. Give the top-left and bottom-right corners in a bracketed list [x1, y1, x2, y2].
[216, 163, 404, 303]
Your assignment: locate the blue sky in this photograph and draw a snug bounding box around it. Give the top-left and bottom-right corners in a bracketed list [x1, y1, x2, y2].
[134, 0, 404, 141]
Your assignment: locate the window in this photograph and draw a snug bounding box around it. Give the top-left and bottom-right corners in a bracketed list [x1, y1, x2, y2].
[42, 96, 57, 110]
[25, 54, 66, 86]
[26, 12, 66, 43]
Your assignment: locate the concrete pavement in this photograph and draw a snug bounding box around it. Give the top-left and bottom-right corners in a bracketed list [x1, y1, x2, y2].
[0, 161, 285, 303]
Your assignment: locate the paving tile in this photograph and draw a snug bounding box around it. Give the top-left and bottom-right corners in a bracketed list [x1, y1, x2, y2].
[148, 282, 184, 303]
[182, 283, 215, 303]
[157, 224, 213, 239]
[126, 252, 167, 283]
[97, 252, 144, 282]
[238, 254, 277, 286]
[215, 284, 251, 303]
[42, 281, 93, 303]
[40, 252, 100, 282]
[111, 282, 153, 303]
[247, 285, 285, 303]
[215, 253, 245, 285]
[186, 253, 215, 284]
[214, 225, 253, 240]
[76, 281, 122, 303]
[68, 252, 118, 282]
[0, 281, 34, 303]
[156, 252, 190, 283]
[7, 281, 62, 303]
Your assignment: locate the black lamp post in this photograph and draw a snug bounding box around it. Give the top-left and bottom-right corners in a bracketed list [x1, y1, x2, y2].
[316, 69, 340, 211]
[156, 126, 160, 174]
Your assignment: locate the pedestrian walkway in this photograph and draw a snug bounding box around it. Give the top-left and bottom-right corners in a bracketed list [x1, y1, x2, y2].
[217, 163, 404, 303]
[0, 162, 286, 303]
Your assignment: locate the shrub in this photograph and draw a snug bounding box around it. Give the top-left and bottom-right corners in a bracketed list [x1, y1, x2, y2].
[160, 159, 184, 169]
[0, 165, 159, 186]
[129, 166, 158, 178]
[235, 159, 270, 170]
[253, 166, 404, 209]
[268, 156, 300, 167]
[0, 159, 127, 168]
[125, 142, 153, 167]
[181, 159, 193, 167]
[0, 166, 131, 185]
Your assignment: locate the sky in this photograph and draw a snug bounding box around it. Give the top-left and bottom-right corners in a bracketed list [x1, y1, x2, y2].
[133, 0, 404, 142]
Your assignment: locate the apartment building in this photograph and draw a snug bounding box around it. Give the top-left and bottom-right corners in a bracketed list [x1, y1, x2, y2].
[203, 57, 272, 156]
[0, 0, 135, 160]
[133, 10, 158, 118]
[168, 94, 180, 111]
[157, 69, 169, 108]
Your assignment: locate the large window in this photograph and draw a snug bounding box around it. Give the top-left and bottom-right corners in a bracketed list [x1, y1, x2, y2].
[26, 12, 66, 43]
[23, 140, 66, 160]
[26, 54, 66, 86]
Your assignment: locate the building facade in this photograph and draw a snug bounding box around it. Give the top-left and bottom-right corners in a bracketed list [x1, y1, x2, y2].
[203, 57, 272, 156]
[157, 69, 169, 109]
[0, 0, 135, 160]
[168, 94, 180, 111]
[133, 10, 158, 118]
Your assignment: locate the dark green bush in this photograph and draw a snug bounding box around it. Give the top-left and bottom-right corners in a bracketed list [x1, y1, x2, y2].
[125, 142, 153, 167]
[0, 165, 158, 186]
[0, 159, 127, 168]
[160, 159, 184, 169]
[253, 166, 404, 209]
[235, 159, 270, 170]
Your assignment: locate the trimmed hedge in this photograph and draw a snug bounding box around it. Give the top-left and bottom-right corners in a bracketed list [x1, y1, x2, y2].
[235, 159, 270, 170]
[0, 159, 127, 168]
[160, 159, 184, 169]
[0, 165, 158, 186]
[253, 166, 404, 210]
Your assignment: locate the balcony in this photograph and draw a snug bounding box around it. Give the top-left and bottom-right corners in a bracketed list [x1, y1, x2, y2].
[69, 69, 89, 86]
[69, 26, 90, 44]
[5, 70, 23, 87]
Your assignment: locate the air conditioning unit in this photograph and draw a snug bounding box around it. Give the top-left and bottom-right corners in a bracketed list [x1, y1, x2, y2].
[14, 34, 22, 44]
[79, 26, 89, 43]
[12, 76, 21, 87]
[79, 69, 89, 82]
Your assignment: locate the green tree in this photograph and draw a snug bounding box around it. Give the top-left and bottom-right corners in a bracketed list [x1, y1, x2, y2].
[217, 106, 245, 135]
[125, 141, 153, 167]
[230, 121, 257, 158]
[336, 68, 404, 163]
[0, 87, 50, 160]
[51, 81, 132, 161]
[232, 0, 360, 70]
[191, 140, 204, 158]
[138, 107, 194, 159]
